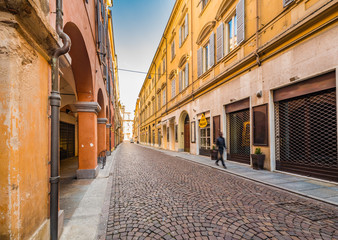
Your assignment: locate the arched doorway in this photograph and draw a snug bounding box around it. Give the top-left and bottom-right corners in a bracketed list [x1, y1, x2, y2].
[63, 22, 99, 179]
[178, 111, 190, 152]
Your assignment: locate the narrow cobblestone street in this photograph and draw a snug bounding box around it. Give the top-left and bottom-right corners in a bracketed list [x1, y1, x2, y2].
[105, 143, 338, 240]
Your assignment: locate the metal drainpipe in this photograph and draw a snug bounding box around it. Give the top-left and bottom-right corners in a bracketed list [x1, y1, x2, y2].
[255, 0, 261, 66]
[190, 0, 194, 100]
[164, 36, 168, 113]
[49, 0, 71, 239]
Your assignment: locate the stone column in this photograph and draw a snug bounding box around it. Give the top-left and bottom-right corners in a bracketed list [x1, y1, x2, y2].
[73, 102, 101, 179]
[97, 118, 108, 157]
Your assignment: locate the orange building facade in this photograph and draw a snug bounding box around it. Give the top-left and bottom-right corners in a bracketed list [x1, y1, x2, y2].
[134, 0, 338, 183]
[0, 0, 121, 239]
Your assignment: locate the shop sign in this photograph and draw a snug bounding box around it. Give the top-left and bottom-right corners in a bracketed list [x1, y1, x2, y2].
[199, 114, 208, 128]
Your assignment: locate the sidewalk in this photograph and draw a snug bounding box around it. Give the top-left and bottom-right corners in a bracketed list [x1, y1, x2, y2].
[59, 148, 117, 240]
[140, 144, 338, 206]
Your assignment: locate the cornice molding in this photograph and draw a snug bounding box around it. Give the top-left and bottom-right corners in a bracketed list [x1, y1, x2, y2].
[215, 0, 236, 21]
[178, 54, 189, 68]
[169, 69, 177, 79]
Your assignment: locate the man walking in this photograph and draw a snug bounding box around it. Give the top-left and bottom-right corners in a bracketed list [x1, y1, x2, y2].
[215, 132, 227, 169]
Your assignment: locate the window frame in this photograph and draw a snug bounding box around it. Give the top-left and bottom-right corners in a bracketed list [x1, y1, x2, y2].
[253, 104, 269, 146]
[202, 42, 209, 74]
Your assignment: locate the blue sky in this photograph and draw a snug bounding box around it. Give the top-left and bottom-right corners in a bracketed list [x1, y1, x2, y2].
[112, 0, 175, 115]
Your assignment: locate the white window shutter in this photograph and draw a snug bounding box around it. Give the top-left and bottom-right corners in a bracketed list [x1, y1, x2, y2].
[197, 47, 203, 77]
[171, 79, 175, 98]
[185, 63, 189, 88]
[216, 23, 224, 62]
[185, 14, 189, 39]
[179, 71, 182, 92]
[237, 0, 245, 45]
[179, 27, 182, 47]
[209, 32, 215, 68]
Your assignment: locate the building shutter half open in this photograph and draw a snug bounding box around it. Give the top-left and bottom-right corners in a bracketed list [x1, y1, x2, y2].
[236, 0, 245, 45]
[216, 23, 224, 62]
[185, 14, 189, 39]
[209, 32, 215, 68]
[185, 63, 189, 88]
[179, 71, 182, 92]
[197, 47, 203, 77]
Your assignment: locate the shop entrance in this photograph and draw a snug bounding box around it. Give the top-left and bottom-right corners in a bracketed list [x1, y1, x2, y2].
[227, 109, 251, 164]
[275, 88, 337, 181]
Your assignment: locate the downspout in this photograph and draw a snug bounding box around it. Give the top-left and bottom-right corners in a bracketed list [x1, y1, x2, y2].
[255, 0, 261, 66]
[49, 0, 71, 239]
[190, 0, 194, 100]
[164, 36, 168, 113]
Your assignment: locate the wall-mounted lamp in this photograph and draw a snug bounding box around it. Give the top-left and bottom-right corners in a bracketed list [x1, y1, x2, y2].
[256, 90, 262, 98]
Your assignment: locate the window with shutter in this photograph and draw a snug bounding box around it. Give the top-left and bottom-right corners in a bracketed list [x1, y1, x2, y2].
[184, 63, 189, 88]
[162, 58, 166, 74]
[158, 94, 161, 110]
[226, 14, 238, 52]
[209, 32, 215, 68]
[171, 78, 176, 98]
[201, 0, 209, 10]
[236, 0, 245, 45]
[157, 65, 161, 79]
[216, 23, 224, 62]
[283, 0, 294, 7]
[171, 41, 175, 60]
[185, 14, 189, 39]
[179, 71, 182, 92]
[179, 28, 182, 47]
[97, 0, 101, 48]
[162, 89, 166, 106]
[203, 44, 209, 73]
[153, 100, 155, 114]
[197, 48, 203, 77]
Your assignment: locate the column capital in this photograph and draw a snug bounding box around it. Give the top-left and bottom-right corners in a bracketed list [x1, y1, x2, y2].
[97, 118, 108, 124]
[73, 102, 101, 114]
[106, 123, 112, 128]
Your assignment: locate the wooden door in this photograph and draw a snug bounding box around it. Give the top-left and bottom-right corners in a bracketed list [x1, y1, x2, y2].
[213, 115, 220, 143]
[184, 122, 190, 152]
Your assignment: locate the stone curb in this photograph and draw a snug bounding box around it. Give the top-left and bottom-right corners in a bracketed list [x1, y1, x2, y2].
[96, 145, 120, 240]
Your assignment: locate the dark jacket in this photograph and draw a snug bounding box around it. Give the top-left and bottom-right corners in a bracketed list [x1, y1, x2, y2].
[216, 136, 226, 150]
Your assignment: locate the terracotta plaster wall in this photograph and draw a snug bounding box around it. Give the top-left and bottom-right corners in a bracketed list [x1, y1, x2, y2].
[0, 25, 49, 239]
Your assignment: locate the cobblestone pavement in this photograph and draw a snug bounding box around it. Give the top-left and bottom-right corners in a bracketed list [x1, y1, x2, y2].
[106, 143, 338, 240]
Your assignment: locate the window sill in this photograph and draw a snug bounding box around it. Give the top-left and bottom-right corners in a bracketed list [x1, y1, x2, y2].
[198, 67, 213, 80]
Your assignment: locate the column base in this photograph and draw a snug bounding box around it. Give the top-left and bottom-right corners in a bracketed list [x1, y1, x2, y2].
[76, 166, 99, 179]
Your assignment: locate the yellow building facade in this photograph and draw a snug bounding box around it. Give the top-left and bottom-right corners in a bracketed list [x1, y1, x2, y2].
[135, 0, 338, 182]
